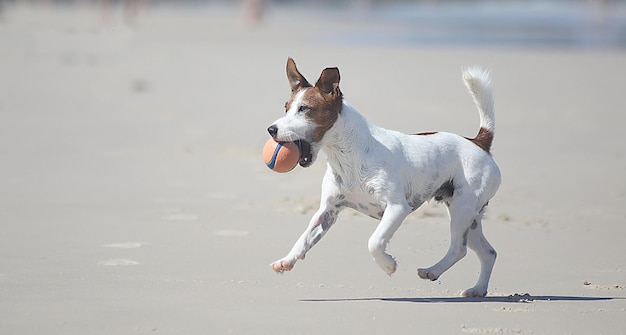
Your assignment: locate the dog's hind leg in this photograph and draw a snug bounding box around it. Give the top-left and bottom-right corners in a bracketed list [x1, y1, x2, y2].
[368, 202, 412, 276]
[417, 198, 476, 282]
[461, 214, 497, 297]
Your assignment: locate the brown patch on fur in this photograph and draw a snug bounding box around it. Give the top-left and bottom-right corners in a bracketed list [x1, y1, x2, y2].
[301, 87, 343, 142]
[466, 127, 493, 153]
[286, 57, 311, 92]
[284, 60, 343, 143]
[284, 58, 311, 113]
[414, 129, 493, 153]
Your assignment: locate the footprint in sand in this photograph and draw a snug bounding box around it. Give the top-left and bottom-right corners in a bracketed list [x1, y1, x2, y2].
[165, 213, 198, 221]
[461, 326, 522, 334]
[99, 259, 140, 266]
[583, 281, 624, 290]
[102, 242, 147, 249]
[99, 242, 146, 266]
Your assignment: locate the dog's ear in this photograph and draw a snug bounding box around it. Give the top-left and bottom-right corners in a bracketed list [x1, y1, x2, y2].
[286, 58, 311, 92]
[315, 67, 341, 97]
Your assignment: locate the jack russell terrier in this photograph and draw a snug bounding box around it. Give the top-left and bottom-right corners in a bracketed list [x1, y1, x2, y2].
[267, 58, 501, 297]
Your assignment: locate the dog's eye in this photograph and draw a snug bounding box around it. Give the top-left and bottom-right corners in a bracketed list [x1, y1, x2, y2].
[298, 105, 310, 113]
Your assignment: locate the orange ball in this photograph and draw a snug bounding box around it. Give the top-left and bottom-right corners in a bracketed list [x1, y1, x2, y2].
[263, 138, 300, 173]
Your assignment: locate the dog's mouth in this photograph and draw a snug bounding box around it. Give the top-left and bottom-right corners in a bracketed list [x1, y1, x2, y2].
[295, 140, 313, 167]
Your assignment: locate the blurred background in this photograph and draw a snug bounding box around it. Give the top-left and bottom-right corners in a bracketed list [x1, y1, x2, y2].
[1, 0, 625, 48]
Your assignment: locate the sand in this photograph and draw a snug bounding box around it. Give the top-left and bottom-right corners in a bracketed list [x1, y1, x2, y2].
[0, 3, 625, 334]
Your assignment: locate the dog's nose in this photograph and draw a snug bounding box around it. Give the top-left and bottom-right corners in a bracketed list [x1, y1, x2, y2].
[267, 125, 278, 138]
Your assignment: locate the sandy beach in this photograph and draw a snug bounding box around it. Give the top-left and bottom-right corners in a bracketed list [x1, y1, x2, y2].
[0, 2, 625, 334]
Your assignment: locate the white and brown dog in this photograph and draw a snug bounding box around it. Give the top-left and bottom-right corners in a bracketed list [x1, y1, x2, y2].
[267, 58, 501, 297]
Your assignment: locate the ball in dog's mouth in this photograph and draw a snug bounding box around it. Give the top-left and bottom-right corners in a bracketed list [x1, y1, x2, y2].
[295, 140, 313, 167]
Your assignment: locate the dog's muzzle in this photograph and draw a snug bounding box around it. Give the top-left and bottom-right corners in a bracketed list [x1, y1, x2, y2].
[267, 125, 278, 139]
[267, 125, 313, 168]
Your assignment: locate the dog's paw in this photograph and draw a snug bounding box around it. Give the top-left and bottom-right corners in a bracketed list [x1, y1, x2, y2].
[270, 259, 295, 273]
[373, 254, 397, 276]
[417, 268, 439, 281]
[461, 286, 487, 298]
[383, 260, 397, 276]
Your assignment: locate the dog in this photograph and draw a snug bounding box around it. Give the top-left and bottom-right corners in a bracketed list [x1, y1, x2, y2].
[267, 58, 501, 297]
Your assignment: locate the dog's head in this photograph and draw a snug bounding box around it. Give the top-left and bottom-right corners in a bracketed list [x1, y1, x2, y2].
[267, 58, 343, 168]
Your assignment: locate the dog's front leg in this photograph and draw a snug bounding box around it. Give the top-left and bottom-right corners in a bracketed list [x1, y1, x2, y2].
[270, 206, 338, 273]
[368, 202, 411, 276]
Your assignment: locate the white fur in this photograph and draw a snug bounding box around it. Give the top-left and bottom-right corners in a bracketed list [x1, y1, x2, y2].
[463, 66, 495, 133]
[269, 66, 501, 298]
[273, 90, 309, 141]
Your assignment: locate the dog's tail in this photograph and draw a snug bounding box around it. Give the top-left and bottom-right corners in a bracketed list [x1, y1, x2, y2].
[463, 66, 495, 153]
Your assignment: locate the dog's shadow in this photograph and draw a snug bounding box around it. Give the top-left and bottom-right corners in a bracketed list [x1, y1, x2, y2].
[301, 293, 619, 304]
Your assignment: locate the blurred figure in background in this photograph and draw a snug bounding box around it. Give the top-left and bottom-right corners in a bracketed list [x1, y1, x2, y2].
[243, 0, 265, 25]
[100, 0, 145, 25]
